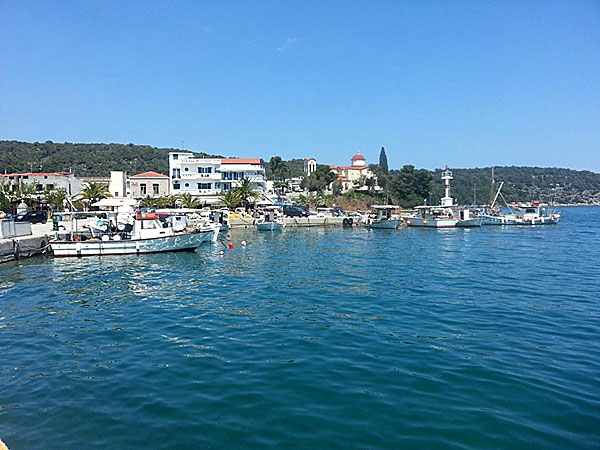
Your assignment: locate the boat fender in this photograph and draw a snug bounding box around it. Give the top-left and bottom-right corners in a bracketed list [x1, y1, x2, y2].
[228, 242, 234, 249]
[241, 240, 247, 246]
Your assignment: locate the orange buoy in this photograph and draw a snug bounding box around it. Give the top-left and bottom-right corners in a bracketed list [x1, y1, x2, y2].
[228, 242, 234, 249]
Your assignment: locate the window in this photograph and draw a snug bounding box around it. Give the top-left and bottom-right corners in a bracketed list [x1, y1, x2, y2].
[173, 154, 178, 160]
[172, 168, 181, 179]
[46, 184, 54, 190]
[198, 167, 213, 174]
[36, 184, 43, 191]
[184, 183, 189, 188]
[173, 183, 180, 189]
[184, 167, 189, 172]
[140, 183, 147, 195]
[153, 184, 159, 195]
[44, 176, 48, 179]
[197, 183, 212, 190]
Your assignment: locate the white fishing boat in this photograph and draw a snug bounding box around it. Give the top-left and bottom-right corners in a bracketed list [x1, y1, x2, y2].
[51, 211, 217, 257]
[255, 206, 285, 231]
[405, 205, 458, 228]
[456, 208, 483, 227]
[513, 202, 561, 225]
[368, 205, 401, 229]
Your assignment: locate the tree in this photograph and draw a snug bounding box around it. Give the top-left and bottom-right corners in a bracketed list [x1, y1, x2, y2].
[379, 147, 389, 174]
[43, 187, 68, 210]
[332, 180, 343, 195]
[218, 190, 242, 209]
[140, 195, 159, 207]
[387, 165, 433, 207]
[81, 182, 111, 205]
[268, 156, 290, 181]
[177, 192, 200, 208]
[301, 164, 337, 193]
[234, 178, 261, 208]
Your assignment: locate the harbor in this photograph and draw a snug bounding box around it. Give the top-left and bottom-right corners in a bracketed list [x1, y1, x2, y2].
[1, 206, 598, 450]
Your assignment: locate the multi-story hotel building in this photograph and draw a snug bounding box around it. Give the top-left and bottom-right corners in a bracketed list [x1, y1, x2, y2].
[168, 152, 267, 204]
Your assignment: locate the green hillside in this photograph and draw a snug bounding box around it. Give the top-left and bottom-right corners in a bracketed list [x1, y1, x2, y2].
[0, 140, 218, 177]
[431, 166, 600, 205]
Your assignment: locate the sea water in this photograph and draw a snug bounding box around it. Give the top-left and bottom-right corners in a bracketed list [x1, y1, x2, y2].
[1, 207, 598, 449]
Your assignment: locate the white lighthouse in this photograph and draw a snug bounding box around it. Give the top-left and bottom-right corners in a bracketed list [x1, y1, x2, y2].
[440, 166, 454, 207]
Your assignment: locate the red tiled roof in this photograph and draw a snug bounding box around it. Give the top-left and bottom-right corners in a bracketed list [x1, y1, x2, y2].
[130, 171, 169, 178]
[351, 153, 366, 161]
[331, 165, 370, 170]
[221, 158, 262, 165]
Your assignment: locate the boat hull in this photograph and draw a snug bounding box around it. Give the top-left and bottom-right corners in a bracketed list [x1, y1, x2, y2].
[256, 222, 283, 231]
[370, 219, 401, 229]
[51, 231, 213, 257]
[456, 218, 483, 227]
[405, 217, 458, 228]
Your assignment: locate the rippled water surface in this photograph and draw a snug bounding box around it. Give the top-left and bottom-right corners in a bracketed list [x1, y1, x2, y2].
[1, 207, 599, 449]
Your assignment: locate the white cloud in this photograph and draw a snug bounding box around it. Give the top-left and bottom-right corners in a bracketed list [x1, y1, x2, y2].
[276, 37, 300, 52]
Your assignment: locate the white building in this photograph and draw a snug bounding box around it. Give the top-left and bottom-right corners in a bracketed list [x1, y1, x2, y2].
[0, 171, 84, 196]
[168, 153, 267, 204]
[329, 153, 376, 192]
[108, 171, 129, 198]
[304, 157, 317, 176]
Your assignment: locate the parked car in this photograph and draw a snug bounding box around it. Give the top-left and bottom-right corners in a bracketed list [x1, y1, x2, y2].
[283, 205, 310, 217]
[14, 210, 48, 224]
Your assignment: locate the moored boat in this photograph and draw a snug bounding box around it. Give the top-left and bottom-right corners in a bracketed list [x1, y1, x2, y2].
[51, 211, 217, 257]
[255, 206, 285, 231]
[368, 205, 401, 229]
[512, 202, 561, 225]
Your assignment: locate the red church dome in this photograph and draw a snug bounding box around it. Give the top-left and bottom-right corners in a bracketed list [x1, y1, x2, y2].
[351, 153, 365, 161]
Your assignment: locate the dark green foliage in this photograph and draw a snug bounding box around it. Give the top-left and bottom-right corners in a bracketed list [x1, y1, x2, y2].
[301, 164, 337, 193]
[0, 140, 218, 177]
[378, 147, 388, 174]
[267, 156, 290, 181]
[264, 158, 306, 179]
[387, 165, 433, 207]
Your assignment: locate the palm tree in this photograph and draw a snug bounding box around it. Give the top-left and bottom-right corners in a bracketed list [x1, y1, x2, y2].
[139, 195, 159, 208]
[218, 190, 241, 209]
[154, 195, 177, 208]
[82, 182, 111, 205]
[177, 193, 200, 208]
[43, 187, 68, 210]
[233, 178, 261, 208]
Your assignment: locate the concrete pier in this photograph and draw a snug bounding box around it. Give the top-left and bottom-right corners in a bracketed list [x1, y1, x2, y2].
[0, 223, 53, 264]
[229, 216, 360, 228]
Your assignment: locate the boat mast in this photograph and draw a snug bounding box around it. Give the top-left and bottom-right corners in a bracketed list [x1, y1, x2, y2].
[489, 166, 495, 206]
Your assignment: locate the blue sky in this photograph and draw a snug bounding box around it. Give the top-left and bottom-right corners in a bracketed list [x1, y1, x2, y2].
[1, 0, 598, 171]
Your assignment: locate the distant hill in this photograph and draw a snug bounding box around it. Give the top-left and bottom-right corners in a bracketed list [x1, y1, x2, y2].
[431, 166, 600, 205]
[0, 140, 219, 177]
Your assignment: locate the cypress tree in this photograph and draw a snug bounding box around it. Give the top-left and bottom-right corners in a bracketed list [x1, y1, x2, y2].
[379, 147, 389, 174]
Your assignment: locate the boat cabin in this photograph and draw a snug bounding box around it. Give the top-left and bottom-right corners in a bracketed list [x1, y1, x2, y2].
[371, 205, 396, 221]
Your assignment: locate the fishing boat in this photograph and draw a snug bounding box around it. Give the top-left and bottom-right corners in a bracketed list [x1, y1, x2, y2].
[255, 206, 285, 231]
[513, 202, 561, 225]
[476, 181, 560, 225]
[456, 208, 482, 227]
[405, 205, 458, 228]
[51, 211, 217, 257]
[368, 205, 401, 229]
